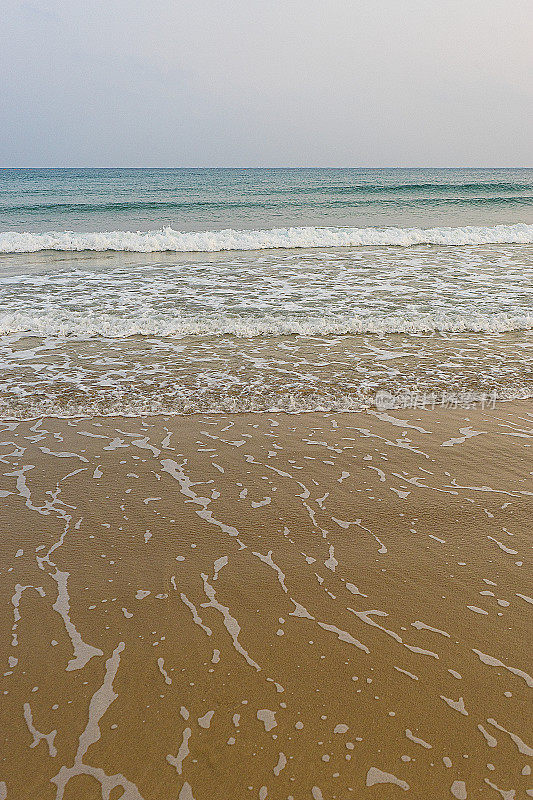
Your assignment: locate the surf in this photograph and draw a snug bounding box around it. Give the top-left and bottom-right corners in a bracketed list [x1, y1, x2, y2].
[1, 223, 533, 253]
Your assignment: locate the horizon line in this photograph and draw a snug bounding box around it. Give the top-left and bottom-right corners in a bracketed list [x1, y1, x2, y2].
[2, 165, 533, 171]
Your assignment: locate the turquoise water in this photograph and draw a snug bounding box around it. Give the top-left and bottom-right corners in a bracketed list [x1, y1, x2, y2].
[0, 168, 532, 417]
[2, 168, 533, 233]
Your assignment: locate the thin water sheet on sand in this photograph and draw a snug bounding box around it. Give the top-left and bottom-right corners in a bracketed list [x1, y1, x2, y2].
[0, 404, 531, 799]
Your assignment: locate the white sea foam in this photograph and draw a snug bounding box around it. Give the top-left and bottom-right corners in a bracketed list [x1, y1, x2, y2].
[1, 223, 533, 253]
[1, 310, 531, 338]
[0, 386, 531, 421]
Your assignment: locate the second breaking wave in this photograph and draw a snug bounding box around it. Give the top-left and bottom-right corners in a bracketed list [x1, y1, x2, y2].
[1, 311, 532, 338]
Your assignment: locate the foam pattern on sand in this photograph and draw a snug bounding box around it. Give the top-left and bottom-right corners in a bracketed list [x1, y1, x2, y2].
[0, 407, 531, 799]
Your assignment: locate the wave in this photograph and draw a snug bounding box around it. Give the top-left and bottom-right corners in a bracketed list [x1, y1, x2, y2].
[1, 386, 531, 421]
[267, 181, 533, 194]
[1, 311, 531, 338]
[3, 195, 532, 215]
[1, 223, 533, 253]
[0, 223, 533, 253]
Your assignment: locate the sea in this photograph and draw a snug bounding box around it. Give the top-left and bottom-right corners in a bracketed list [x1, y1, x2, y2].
[0, 167, 532, 418]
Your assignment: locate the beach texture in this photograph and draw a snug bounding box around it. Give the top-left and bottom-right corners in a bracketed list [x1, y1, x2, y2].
[0, 403, 531, 799]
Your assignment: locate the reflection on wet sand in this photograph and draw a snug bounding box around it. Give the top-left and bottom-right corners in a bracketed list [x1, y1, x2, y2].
[0, 404, 531, 799]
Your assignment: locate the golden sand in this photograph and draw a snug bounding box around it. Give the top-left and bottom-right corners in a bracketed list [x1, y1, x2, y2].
[0, 404, 531, 799]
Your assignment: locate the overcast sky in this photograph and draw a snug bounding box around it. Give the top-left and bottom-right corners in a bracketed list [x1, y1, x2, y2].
[1, 0, 532, 167]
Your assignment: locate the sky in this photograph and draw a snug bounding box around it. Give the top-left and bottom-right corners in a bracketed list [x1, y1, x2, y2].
[1, 0, 532, 167]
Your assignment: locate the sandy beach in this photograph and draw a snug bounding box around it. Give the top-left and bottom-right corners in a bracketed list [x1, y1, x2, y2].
[3, 0, 533, 793]
[0, 402, 531, 799]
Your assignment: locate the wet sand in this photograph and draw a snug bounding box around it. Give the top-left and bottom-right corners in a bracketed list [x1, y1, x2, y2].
[0, 404, 531, 800]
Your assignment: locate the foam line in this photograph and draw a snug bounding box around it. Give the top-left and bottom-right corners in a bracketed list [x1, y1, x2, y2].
[1, 223, 532, 253]
[1, 310, 531, 337]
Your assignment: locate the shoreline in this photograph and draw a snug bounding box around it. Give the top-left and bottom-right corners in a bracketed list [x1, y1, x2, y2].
[0, 393, 532, 424]
[0, 402, 531, 799]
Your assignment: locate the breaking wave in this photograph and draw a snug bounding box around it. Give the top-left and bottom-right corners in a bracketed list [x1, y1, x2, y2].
[1, 311, 532, 338]
[1, 223, 533, 253]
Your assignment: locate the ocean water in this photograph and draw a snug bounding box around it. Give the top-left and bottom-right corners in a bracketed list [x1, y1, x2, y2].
[0, 168, 532, 417]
